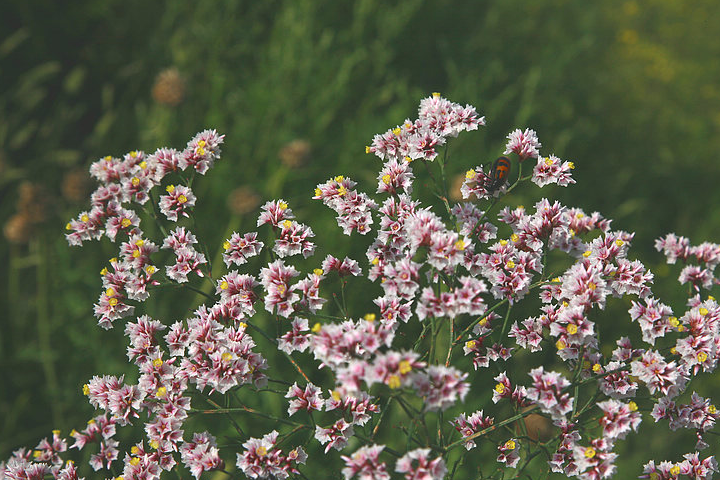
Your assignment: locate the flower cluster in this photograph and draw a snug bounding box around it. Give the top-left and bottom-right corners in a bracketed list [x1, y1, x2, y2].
[7, 95, 720, 480]
[236, 430, 307, 479]
[367, 93, 483, 163]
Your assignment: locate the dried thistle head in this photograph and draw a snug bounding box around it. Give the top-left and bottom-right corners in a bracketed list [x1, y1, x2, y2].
[4, 213, 32, 243]
[227, 186, 261, 216]
[18, 182, 50, 224]
[62, 168, 93, 203]
[152, 67, 186, 106]
[279, 139, 312, 168]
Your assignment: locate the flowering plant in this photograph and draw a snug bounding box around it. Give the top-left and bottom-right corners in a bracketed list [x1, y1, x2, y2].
[3, 94, 719, 479]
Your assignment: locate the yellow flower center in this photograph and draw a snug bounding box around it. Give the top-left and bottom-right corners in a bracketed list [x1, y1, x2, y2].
[504, 440, 516, 450]
[455, 239, 466, 251]
[592, 363, 601, 373]
[121, 218, 132, 228]
[583, 250, 592, 258]
[506, 261, 515, 269]
[699, 307, 709, 316]
[365, 146, 371, 154]
[131, 177, 140, 187]
[364, 313, 376, 322]
[222, 352, 233, 362]
[312, 322, 322, 333]
[313, 268, 324, 276]
[615, 239, 624, 246]
[382, 174, 392, 185]
[567, 324, 578, 335]
[510, 234, 519, 242]
[697, 351, 708, 363]
[465, 169, 477, 180]
[399, 360, 412, 375]
[628, 401, 638, 412]
[556, 339, 567, 350]
[152, 358, 163, 368]
[466, 340, 476, 349]
[177, 194, 187, 204]
[108, 298, 119, 307]
[495, 383, 506, 394]
[155, 386, 167, 398]
[670, 465, 680, 476]
[584, 447, 596, 459]
[166, 185, 175, 193]
[282, 220, 293, 229]
[387, 375, 401, 389]
[544, 157, 553, 166]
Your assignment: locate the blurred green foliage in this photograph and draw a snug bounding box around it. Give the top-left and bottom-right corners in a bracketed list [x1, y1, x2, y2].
[2, 0, 719, 477]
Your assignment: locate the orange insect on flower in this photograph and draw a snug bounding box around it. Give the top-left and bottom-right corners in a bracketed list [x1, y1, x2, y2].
[487, 156, 511, 192]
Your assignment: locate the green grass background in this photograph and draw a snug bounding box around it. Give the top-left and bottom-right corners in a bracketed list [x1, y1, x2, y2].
[2, 0, 720, 478]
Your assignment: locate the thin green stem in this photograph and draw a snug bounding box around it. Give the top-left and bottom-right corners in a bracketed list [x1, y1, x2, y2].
[371, 396, 394, 440]
[498, 302, 514, 344]
[34, 239, 62, 427]
[246, 321, 310, 383]
[445, 317, 455, 367]
[429, 316, 438, 363]
[203, 398, 245, 437]
[146, 190, 169, 238]
[192, 403, 305, 428]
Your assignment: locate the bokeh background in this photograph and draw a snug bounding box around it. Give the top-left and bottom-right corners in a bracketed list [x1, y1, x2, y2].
[2, 0, 720, 477]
